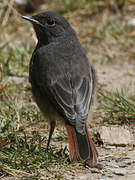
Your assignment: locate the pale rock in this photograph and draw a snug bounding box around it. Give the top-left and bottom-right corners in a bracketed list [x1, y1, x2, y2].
[77, 174, 92, 180]
[15, 0, 27, 5]
[127, 18, 135, 26]
[98, 126, 133, 146]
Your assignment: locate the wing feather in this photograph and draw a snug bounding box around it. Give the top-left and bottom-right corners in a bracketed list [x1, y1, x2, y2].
[44, 68, 94, 129]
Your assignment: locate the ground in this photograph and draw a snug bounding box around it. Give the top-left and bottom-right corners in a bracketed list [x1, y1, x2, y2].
[0, 1, 135, 180]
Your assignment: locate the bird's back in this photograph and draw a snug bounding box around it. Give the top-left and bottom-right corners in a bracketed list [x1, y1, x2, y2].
[30, 36, 91, 85]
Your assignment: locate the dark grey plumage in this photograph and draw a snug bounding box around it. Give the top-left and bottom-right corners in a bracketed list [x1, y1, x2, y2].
[22, 11, 97, 166]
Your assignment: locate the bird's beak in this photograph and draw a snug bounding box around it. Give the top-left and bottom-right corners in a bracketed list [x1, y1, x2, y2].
[22, 16, 44, 27]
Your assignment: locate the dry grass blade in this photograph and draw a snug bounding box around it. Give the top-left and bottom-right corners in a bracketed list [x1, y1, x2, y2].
[0, 165, 32, 177]
[2, 0, 15, 26]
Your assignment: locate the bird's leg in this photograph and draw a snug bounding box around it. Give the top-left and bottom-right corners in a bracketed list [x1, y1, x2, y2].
[46, 121, 56, 151]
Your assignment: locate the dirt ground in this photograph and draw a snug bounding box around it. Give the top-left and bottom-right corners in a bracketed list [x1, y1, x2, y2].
[95, 61, 135, 95]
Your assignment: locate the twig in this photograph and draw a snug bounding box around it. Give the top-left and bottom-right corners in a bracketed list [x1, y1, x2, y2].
[2, 0, 15, 26]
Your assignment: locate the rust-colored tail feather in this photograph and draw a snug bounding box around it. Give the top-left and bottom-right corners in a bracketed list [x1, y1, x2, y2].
[66, 124, 98, 167]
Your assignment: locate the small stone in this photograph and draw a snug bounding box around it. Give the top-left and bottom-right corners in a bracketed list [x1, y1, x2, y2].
[108, 168, 126, 175]
[119, 164, 127, 168]
[127, 170, 135, 174]
[104, 146, 116, 149]
[98, 126, 133, 146]
[106, 162, 119, 168]
[125, 159, 133, 165]
[127, 18, 135, 26]
[108, 168, 135, 176]
[77, 174, 92, 180]
[9, 76, 26, 84]
[91, 168, 100, 173]
[96, 162, 104, 169]
[97, 160, 119, 168]
[101, 176, 112, 180]
[15, 0, 27, 5]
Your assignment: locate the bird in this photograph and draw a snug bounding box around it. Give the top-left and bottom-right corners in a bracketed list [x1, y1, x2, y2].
[22, 11, 98, 167]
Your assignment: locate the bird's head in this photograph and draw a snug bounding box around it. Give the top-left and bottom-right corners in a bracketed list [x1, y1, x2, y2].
[22, 11, 75, 44]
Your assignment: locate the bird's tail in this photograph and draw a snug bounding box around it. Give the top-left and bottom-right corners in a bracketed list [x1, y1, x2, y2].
[66, 124, 98, 167]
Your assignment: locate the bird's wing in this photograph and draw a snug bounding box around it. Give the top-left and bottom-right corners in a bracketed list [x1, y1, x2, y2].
[40, 68, 94, 130]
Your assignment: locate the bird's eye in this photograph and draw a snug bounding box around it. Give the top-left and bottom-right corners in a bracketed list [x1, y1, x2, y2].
[46, 19, 55, 27]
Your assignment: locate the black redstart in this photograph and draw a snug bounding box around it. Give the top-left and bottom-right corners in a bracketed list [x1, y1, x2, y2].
[22, 11, 98, 166]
